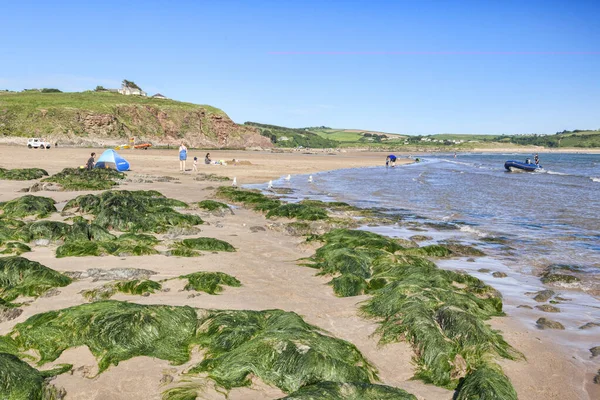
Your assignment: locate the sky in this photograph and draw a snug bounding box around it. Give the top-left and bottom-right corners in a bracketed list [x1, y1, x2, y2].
[1, 0, 599, 135]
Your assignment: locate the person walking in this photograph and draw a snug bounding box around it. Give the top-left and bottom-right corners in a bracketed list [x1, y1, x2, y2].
[179, 143, 188, 172]
[193, 156, 198, 172]
[86, 152, 96, 170]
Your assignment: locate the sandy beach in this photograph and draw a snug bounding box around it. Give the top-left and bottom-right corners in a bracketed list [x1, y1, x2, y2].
[0, 144, 597, 400]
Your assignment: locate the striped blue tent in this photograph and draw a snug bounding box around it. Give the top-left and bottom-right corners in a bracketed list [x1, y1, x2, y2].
[95, 149, 130, 171]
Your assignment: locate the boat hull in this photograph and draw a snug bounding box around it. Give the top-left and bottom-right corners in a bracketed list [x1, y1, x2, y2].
[504, 160, 542, 172]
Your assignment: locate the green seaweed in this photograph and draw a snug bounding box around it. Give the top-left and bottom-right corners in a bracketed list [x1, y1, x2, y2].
[11, 301, 199, 373]
[63, 190, 201, 233]
[0, 256, 72, 301]
[0, 352, 71, 400]
[190, 309, 378, 393]
[0, 241, 31, 255]
[266, 203, 329, 221]
[454, 364, 517, 400]
[82, 279, 162, 301]
[0, 218, 30, 244]
[0, 195, 56, 219]
[28, 220, 71, 241]
[181, 272, 241, 294]
[169, 237, 236, 257]
[162, 383, 203, 400]
[0, 168, 48, 181]
[216, 187, 281, 212]
[280, 381, 417, 399]
[197, 200, 229, 211]
[43, 167, 124, 190]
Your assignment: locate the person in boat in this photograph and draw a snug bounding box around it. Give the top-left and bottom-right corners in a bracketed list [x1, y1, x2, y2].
[534, 154, 539, 165]
[386, 154, 397, 167]
[526, 157, 531, 164]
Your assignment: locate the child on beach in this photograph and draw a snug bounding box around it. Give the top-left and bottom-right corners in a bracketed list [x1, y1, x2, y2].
[86, 152, 96, 170]
[193, 156, 198, 172]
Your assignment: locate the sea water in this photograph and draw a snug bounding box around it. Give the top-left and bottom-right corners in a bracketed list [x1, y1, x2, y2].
[250, 152, 600, 355]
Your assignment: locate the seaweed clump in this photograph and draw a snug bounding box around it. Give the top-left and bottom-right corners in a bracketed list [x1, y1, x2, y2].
[0, 195, 56, 219]
[169, 237, 235, 257]
[454, 364, 517, 400]
[82, 279, 162, 301]
[0, 352, 71, 400]
[181, 272, 241, 294]
[63, 190, 202, 233]
[197, 200, 230, 211]
[0, 256, 72, 302]
[190, 309, 378, 393]
[43, 167, 124, 190]
[0, 168, 48, 181]
[307, 229, 520, 394]
[11, 301, 199, 373]
[266, 203, 328, 221]
[280, 381, 417, 399]
[0, 241, 31, 255]
[216, 187, 282, 211]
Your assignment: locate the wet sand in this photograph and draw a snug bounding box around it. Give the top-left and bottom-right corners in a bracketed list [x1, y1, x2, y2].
[0, 144, 597, 399]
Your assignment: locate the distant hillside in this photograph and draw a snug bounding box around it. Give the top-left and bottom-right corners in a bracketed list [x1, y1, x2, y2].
[244, 122, 339, 148]
[0, 91, 271, 148]
[309, 128, 407, 145]
[506, 130, 600, 148]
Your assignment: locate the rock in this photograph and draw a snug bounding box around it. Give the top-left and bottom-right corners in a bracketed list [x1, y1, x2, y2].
[492, 272, 507, 278]
[554, 296, 570, 301]
[541, 273, 581, 285]
[532, 289, 556, 302]
[579, 322, 600, 330]
[161, 288, 171, 293]
[142, 292, 151, 297]
[187, 293, 197, 299]
[163, 226, 201, 239]
[66, 268, 157, 281]
[34, 238, 51, 246]
[409, 235, 433, 242]
[0, 306, 23, 323]
[590, 346, 600, 358]
[478, 268, 491, 273]
[536, 317, 565, 330]
[21, 182, 63, 192]
[40, 288, 61, 298]
[467, 258, 476, 262]
[250, 226, 266, 233]
[517, 305, 533, 309]
[215, 223, 224, 228]
[535, 304, 560, 313]
[594, 369, 600, 385]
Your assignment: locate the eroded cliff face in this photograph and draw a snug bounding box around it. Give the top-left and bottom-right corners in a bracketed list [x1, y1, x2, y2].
[0, 103, 272, 149]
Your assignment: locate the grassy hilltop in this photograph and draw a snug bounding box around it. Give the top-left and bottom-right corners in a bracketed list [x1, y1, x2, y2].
[0, 91, 271, 148]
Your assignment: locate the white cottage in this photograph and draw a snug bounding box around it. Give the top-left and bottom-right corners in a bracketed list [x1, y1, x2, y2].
[118, 83, 147, 96]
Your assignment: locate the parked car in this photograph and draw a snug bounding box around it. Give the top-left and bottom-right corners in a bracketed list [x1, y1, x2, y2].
[27, 138, 51, 149]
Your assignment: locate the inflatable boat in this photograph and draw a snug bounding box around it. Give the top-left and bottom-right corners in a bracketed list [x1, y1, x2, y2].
[504, 160, 542, 172]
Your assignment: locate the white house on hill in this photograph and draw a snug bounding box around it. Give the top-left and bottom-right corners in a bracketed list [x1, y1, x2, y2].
[152, 93, 167, 99]
[118, 83, 147, 96]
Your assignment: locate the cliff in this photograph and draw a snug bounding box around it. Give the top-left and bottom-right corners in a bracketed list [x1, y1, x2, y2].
[0, 91, 272, 149]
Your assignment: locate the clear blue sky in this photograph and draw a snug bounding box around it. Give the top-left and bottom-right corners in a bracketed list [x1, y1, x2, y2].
[1, 0, 598, 134]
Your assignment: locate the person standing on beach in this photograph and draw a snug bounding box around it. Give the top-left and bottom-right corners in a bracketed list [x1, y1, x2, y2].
[205, 153, 212, 165]
[193, 156, 198, 172]
[179, 143, 187, 172]
[86, 152, 96, 170]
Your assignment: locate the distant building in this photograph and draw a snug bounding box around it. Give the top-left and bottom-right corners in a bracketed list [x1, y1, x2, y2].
[152, 93, 167, 99]
[118, 83, 146, 96]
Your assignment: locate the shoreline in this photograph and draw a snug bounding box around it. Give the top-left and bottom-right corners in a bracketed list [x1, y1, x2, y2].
[0, 147, 597, 399]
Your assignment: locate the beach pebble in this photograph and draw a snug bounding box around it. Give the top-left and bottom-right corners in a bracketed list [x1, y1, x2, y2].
[478, 268, 491, 273]
[536, 317, 565, 330]
[579, 322, 600, 330]
[0, 306, 23, 323]
[160, 374, 174, 385]
[517, 305, 533, 309]
[467, 258, 476, 262]
[492, 272, 507, 278]
[535, 304, 560, 313]
[250, 226, 266, 232]
[532, 289, 556, 302]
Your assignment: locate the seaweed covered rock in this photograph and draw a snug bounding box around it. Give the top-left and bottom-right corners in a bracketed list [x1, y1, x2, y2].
[536, 317, 565, 330]
[532, 289, 555, 302]
[0, 195, 56, 219]
[43, 167, 124, 190]
[280, 381, 417, 399]
[0, 352, 71, 400]
[266, 203, 329, 221]
[82, 279, 162, 301]
[0, 167, 48, 181]
[216, 187, 281, 212]
[539, 264, 582, 286]
[0, 256, 72, 302]
[28, 220, 71, 241]
[169, 237, 235, 257]
[63, 190, 201, 233]
[11, 301, 199, 372]
[0, 241, 31, 255]
[181, 272, 241, 294]
[197, 200, 231, 211]
[454, 364, 517, 400]
[190, 309, 378, 393]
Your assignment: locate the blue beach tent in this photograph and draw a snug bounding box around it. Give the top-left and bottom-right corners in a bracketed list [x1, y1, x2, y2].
[94, 149, 130, 171]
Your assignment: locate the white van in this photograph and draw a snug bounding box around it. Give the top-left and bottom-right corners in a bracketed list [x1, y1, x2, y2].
[27, 138, 51, 149]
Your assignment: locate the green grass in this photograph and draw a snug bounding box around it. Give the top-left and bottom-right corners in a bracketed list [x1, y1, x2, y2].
[245, 122, 339, 148]
[0, 256, 72, 302]
[11, 301, 199, 373]
[0, 352, 71, 400]
[169, 237, 236, 257]
[190, 309, 378, 393]
[0, 168, 48, 181]
[181, 272, 241, 294]
[63, 190, 201, 233]
[44, 168, 124, 190]
[0, 195, 56, 218]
